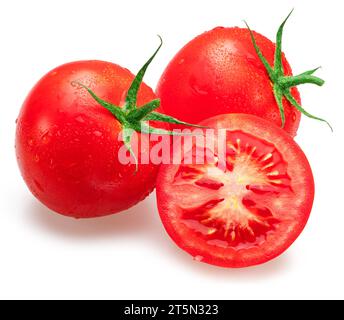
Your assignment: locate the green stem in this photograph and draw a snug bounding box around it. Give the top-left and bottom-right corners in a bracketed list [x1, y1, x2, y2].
[74, 36, 204, 172]
[279, 75, 325, 88]
[245, 10, 331, 131]
[123, 36, 163, 113]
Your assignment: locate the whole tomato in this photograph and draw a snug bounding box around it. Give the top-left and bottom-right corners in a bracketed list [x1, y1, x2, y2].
[157, 13, 329, 137]
[16, 40, 193, 218]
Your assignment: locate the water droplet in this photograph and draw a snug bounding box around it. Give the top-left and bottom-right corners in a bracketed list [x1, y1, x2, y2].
[292, 112, 297, 122]
[194, 255, 204, 262]
[34, 154, 40, 162]
[34, 179, 44, 192]
[93, 130, 102, 137]
[76, 116, 85, 123]
[178, 58, 185, 65]
[190, 79, 209, 96]
[212, 26, 225, 31]
[67, 162, 77, 169]
[41, 131, 50, 144]
[28, 139, 34, 146]
[120, 90, 128, 106]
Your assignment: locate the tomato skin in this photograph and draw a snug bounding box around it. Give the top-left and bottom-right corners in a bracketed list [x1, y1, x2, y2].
[156, 114, 314, 268]
[157, 27, 301, 137]
[16, 61, 160, 218]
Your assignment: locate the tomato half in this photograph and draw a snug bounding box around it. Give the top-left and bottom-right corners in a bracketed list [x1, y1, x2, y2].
[156, 27, 302, 137]
[16, 60, 162, 218]
[156, 114, 314, 268]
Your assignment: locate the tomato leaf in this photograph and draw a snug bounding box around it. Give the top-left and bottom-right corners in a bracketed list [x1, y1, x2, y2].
[127, 99, 161, 122]
[72, 82, 126, 123]
[273, 85, 286, 128]
[123, 36, 163, 113]
[134, 122, 192, 136]
[122, 127, 138, 172]
[244, 21, 275, 81]
[245, 10, 331, 130]
[279, 74, 325, 88]
[143, 112, 208, 128]
[274, 9, 294, 76]
[299, 67, 322, 77]
[76, 37, 205, 171]
[284, 90, 333, 131]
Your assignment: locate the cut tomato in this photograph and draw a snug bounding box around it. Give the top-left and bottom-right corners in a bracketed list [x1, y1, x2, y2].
[156, 114, 314, 268]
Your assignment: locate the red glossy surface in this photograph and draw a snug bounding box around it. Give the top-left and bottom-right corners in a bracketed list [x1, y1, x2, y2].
[16, 61, 161, 218]
[157, 27, 301, 137]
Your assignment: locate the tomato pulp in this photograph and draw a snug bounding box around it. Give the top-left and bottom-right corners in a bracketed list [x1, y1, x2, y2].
[156, 114, 314, 267]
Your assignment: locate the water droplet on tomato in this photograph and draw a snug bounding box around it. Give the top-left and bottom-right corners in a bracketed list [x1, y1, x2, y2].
[178, 59, 185, 65]
[41, 131, 50, 144]
[76, 115, 85, 123]
[120, 90, 127, 106]
[34, 179, 44, 192]
[194, 255, 204, 262]
[160, 77, 166, 84]
[28, 139, 34, 146]
[93, 131, 102, 137]
[190, 78, 209, 96]
[212, 26, 225, 31]
[292, 112, 297, 122]
[34, 154, 40, 162]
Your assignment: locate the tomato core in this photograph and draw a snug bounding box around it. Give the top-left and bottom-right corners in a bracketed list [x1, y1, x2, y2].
[173, 130, 291, 250]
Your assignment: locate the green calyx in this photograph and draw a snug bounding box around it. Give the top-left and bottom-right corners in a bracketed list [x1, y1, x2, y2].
[74, 36, 205, 171]
[245, 9, 332, 131]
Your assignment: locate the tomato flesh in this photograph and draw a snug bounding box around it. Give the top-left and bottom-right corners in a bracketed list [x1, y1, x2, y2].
[156, 114, 314, 268]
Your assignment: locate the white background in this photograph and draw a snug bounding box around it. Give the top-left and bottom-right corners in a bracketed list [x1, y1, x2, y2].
[0, 0, 342, 300]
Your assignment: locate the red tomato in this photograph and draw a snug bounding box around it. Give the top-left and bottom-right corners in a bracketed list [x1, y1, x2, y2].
[157, 27, 302, 136]
[16, 61, 163, 218]
[156, 114, 314, 268]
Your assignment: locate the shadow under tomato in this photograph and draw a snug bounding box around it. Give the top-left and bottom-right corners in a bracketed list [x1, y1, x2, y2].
[149, 227, 294, 280]
[27, 193, 158, 239]
[28, 192, 293, 279]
